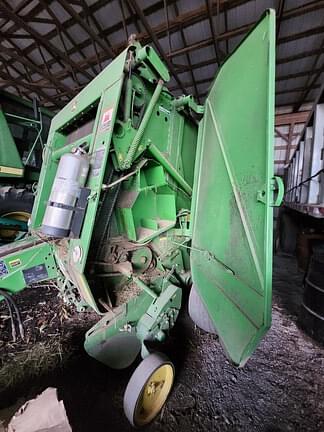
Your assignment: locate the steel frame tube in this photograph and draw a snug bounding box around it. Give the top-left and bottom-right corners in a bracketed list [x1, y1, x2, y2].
[148, 143, 192, 196]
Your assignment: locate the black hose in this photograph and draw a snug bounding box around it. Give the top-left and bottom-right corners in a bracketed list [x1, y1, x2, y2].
[0, 289, 24, 340]
[0, 293, 16, 341]
[7, 293, 24, 340]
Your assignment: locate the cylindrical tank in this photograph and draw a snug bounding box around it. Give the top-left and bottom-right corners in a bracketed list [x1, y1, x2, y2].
[299, 243, 324, 344]
[41, 150, 89, 237]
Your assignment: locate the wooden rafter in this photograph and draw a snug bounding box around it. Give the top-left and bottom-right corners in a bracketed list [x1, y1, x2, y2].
[173, 1, 199, 101]
[0, 0, 322, 110]
[293, 37, 324, 111]
[56, 0, 115, 60]
[126, 0, 187, 94]
[205, 0, 222, 66]
[0, 2, 93, 81]
[38, 0, 98, 76]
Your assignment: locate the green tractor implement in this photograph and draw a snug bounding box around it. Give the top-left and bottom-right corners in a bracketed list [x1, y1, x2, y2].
[0, 90, 53, 243]
[0, 10, 282, 427]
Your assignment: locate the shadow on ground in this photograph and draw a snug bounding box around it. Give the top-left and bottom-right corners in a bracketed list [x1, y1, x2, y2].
[1, 254, 324, 431]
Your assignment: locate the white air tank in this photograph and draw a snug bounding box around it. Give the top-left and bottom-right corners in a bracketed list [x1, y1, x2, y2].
[41, 149, 89, 237]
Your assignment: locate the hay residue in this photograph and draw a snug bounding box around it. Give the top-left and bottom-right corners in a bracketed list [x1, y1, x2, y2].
[0, 284, 98, 399]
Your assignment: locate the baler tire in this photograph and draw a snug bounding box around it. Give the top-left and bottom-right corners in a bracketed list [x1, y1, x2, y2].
[188, 284, 217, 334]
[0, 187, 34, 214]
[279, 212, 298, 254]
[0, 188, 33, 240]
[123, 352, 174, 427]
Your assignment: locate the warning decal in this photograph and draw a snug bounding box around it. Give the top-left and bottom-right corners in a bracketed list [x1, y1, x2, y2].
[9, 258, 21, 268]
[23, 264, 48, 285]
[100, 107, 114, 132]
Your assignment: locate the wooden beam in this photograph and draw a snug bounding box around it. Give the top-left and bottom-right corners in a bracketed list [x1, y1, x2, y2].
[274, 145, 297, 151]
[285, 123, 295, 164]
[3, 34, 34, 39]
[1, 0, 60, 37]
[0, 79, 56, 90]
[277, 47, 324, 65]
[277, 84, 320, 95]
[0, 0, 323, 108]
[0, 2, 94, 81]
[28, 17, 55, 24]
[277, 65, 324, 82]
[172, 47, 324, 76]
[3, 0, 322, 88]
[0, 0, 248, 81]
[275, 160, 287, 165]
[168, 71, 320, 93]
[173, 1, 200, 101]
[0, 40, 75, 95]
[205, 0, 222, 65]
[126, 0, 187, 94]
[79, 0, 115, 58]
[293, 35, 324, 111]
[56, 0, 115, 59]
[276, 0, 285, 39]
[167, 22, 324, 60]
[275, 111, 310, 126]
[2, 0, 324, 85]
[275, 127, 289, 143]
[38, 0, 98, 76]
[0, 67, 62, 108]
[3, 0, 177, 66]
[118, 0, 129, 41]
[292, 82, 324, 155]
[281, 0, 324, 20]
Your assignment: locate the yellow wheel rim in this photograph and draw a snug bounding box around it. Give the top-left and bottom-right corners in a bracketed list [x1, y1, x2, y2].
[134, 363, 174, 426]
[0, 211, 30, 239]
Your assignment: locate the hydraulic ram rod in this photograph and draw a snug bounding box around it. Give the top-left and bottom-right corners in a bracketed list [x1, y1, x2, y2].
[121, 79, 164, 169]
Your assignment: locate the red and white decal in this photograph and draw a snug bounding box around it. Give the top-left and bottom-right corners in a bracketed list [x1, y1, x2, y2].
[101, 107, 114, 132]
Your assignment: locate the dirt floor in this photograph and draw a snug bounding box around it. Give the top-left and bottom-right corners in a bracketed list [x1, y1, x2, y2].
[1, 253, 324, 431]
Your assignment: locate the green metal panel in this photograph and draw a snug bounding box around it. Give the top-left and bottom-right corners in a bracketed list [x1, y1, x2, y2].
[0, 236, 58, 294]
[31, 47, 129, 230]
[191, 10, 275, 366]
[0, 89, 54, 119]
[0, 108, 24, 177]
[68, 78, 126, 273]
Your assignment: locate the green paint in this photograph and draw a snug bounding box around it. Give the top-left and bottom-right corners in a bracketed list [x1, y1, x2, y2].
[0, 92, 52, 180]
[0, 92, 53, 241]
[190, 10, 276, 366]
[0, 108, 24, 177]
[0, 236, 58, 294]
[0, 11, 277, 372]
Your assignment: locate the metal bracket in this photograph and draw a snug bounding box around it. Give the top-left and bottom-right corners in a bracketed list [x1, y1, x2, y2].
[271, 176, 284, 207]
[257, 177, 284, 207]
[173, 95, 204, 115]
[257, 188, 267, 204]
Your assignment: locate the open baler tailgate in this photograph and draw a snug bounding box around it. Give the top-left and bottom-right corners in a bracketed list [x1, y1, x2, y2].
[191, 10, 276, 366]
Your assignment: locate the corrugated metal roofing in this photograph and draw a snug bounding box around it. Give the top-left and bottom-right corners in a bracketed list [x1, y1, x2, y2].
[0, 0, 322, 116]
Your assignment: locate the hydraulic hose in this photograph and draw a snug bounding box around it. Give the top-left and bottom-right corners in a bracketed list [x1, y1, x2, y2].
[0, 288, 24, 340]
[0, 294, 16, 341]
